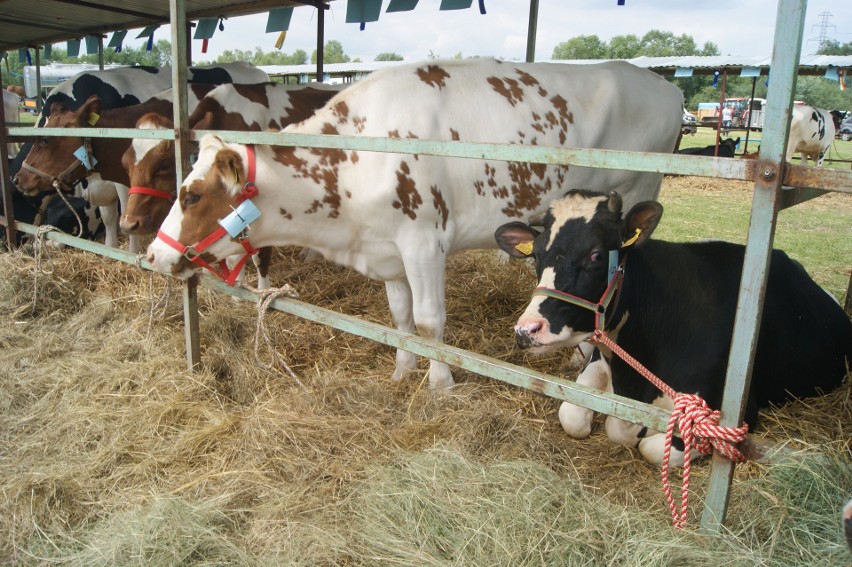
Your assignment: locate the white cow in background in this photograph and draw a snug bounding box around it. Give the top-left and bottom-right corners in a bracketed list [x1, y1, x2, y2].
[786, 105, 843, 166]
[3, 89, 21, 159]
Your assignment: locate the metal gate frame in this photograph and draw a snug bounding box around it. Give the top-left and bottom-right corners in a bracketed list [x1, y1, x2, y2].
[2, 0, 850, 534]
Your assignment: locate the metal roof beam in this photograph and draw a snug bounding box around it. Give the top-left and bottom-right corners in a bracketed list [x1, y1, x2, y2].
[49, 0, 163, 20]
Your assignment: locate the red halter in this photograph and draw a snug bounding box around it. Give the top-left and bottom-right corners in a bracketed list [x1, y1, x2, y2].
[129, 186, 175, 201]
[156, 145, 260, 286]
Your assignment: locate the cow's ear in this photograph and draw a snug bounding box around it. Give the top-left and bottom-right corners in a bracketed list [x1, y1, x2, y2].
[190, 111, 214, 131]
[495, 221, 539, 258]
[214, 148, 245, 189]
[48, 101, 66, 117]
[623, 201, 663, 247]
[78, 95, 102, 125]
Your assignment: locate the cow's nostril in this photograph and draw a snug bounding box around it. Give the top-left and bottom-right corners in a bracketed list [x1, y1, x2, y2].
[146, 252, 155, 265]
[514, 319, 546, 348]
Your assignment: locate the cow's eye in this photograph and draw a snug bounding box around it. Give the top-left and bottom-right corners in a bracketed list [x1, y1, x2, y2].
[158, 161, 173, 173]
[589, 251, 602, 263]
[184, 192, 200, 206]
[38, 137, 49, 146]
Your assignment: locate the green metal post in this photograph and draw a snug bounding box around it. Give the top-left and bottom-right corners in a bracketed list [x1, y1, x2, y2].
[700, 0, 806, 533]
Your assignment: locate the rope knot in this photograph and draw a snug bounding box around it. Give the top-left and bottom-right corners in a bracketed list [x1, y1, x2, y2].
[237, 183, 258, 203]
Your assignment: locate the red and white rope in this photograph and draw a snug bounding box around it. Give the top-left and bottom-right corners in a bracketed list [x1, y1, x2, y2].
[591, 329, 749, 529]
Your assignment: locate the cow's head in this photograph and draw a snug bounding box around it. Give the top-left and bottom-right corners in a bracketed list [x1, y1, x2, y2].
[495, 190, 660, 353]
[120, 110, 215, 235]
[120, 112, 180, 235]
[146, 134, 250, 278]
[14, 95, 102, 196]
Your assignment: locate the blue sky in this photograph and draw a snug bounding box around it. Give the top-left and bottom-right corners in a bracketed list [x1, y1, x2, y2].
[133, 1, 851, 63]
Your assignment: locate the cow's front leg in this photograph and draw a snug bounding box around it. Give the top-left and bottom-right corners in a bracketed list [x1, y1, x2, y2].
[385, 279, 418, 382]
[559, 348, 611, 438]
[98, 203, 120, 248]
[404, 253, 453, 390]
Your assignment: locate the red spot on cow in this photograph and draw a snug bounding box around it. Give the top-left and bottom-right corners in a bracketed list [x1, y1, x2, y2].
[416, 65, 451, 89]
[392, 161, 422, 220]
[450, 128, 460, 141]
[431, 186, 449, 231]
[280, 207, 293, 220]
[353, 116, 366, 133]
[487, 76, 524, 107]
[321, 122, 339, 135]
[516, 69, 539, 87]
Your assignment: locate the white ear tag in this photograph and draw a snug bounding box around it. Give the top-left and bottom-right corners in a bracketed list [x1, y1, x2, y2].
[608, 250, 619, 282]
[73, 145, 97, 170]
[219, 200, 261, 238]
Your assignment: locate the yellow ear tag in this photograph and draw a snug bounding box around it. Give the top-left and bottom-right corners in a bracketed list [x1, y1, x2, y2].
[514, 241, 534, 255]
[87, 112, 100, 126]
[622, 228, 641, 248]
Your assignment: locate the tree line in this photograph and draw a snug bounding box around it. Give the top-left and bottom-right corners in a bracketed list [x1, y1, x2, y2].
[551, 32, 852, 112]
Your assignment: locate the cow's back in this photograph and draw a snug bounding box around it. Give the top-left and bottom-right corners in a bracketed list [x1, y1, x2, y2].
[189, 83, 340, 131]
[281, 59, 683, 250]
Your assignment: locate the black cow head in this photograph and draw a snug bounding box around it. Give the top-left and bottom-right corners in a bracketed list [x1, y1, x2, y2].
[495, 190, 661, 352]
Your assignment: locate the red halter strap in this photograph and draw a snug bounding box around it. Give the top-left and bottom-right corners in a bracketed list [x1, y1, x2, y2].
[156, 145, 260, 286]
[129, 186, 176, 201]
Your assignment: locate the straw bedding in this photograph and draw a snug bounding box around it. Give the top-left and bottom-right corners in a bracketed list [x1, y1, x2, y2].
[0, 177, 850, 565]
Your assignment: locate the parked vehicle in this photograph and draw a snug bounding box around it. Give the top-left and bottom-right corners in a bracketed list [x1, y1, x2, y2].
[838, 114, 852, 142]
[682, 109, 698, 135]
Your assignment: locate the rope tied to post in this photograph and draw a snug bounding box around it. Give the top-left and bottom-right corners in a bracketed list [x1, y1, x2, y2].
[591, 329, 749, 530]
[254, 285, 303, 387]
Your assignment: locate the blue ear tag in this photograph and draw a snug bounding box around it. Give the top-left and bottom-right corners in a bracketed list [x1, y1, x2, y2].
[73, 145, 97, 170]
[219, 199, 261, 238]
[608, 250, 619, 282]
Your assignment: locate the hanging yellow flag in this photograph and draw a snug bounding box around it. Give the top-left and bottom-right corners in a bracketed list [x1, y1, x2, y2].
[274, 31, 287, 50]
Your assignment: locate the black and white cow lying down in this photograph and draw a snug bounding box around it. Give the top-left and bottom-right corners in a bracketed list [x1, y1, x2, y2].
[496, 190, 851, 465]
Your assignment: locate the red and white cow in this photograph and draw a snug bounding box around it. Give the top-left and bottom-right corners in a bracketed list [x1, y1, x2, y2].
[495, 190, 850, 465]
[120, 82, 344, 236]
[146, 58, 684, 389]
[119, 83, 343, 289]
[786, 105, 843, 166]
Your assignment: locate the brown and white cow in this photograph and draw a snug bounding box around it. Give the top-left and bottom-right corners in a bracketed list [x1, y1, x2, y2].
[786, 105, 843, 166]
[120, 82, 344, 236]
[146, 58, 684, 389]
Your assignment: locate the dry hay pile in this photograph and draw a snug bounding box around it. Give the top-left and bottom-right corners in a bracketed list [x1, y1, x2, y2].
[0, 193, 850, 565]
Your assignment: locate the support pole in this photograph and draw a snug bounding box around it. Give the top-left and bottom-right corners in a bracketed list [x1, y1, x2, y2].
[170, 0, 200, 371]
[34, 45, 42, 115]
[0, 75, 13, 249]
[700, 0, 806, 533]
[525, 0, 539, 63]
[316, 3, 325, 82]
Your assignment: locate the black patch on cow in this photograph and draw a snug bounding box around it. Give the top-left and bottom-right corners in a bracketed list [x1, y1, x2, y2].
[188, 67, 233, 85]
[676, 137, 739, 158]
